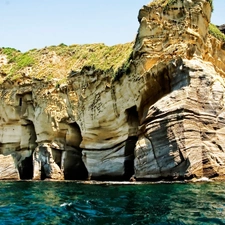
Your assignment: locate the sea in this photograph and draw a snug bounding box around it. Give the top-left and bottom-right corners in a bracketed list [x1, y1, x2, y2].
[0, 180, 224, 225]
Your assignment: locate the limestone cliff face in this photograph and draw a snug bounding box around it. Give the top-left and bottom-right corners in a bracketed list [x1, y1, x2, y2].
[1, 0, 225, 181]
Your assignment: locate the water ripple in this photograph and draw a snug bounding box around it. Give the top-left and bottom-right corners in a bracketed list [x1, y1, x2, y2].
[0, 181, 225, 224]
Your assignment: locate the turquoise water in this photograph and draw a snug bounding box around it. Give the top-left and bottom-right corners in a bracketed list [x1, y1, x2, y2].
[0, 181, 225, 225]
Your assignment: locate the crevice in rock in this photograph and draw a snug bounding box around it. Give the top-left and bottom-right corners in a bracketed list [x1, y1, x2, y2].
[111, 86, 119, 118]
[41, 165, 47, 180]
[19, 97, 22, 106]
[147, 135, 162, 174]
[123, 136, 138, 180]
[202, 146, 219, 178]
[124, 106, 139, 180]
[51, 148, 62, 168]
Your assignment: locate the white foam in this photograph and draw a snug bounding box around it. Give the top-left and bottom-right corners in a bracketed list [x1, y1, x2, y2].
[60, 202, 72, 207]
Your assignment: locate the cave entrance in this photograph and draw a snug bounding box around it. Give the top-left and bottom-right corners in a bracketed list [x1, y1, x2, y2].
[124, 106, 139, 180]
[18, 155, 34, 180]
[63, 150, 88, 180]
[18, 121, 37, 180]
[63, 122, 88, 180]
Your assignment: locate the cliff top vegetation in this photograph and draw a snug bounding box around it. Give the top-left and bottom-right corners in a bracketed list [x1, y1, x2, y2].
[209, 23, 225, 42]
[0, 0, 224, 84]
[0, 43, 133, 84]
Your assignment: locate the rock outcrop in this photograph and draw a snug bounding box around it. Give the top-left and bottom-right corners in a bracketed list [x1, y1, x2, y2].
[218, 24, 225, 34]
[0, 155, 19, 180]
[0, 0, 225, 181]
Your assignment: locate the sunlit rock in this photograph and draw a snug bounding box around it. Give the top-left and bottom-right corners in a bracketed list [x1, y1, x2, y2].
[0, 155, 19, 180]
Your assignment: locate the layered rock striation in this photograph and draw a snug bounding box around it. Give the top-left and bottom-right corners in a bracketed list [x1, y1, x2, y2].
[0, 0, 225, 181]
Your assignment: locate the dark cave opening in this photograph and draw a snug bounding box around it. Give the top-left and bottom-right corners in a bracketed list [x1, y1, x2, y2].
[41, 166, 47, 180]
[63, 122, 88, 180]
[124, 136, 138, 180]
[18, 122, 37, 180]
[124, 106, 139, 180]
[52, 148, 62, 169]
[18, 155, 34, 180]
[63, 150, 88, 180]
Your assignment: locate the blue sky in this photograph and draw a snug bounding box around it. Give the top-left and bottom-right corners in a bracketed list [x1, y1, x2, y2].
[0, 0, 224, 52]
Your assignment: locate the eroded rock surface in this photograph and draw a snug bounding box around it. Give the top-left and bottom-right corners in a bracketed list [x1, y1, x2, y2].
[0, 0, 225, 181]
[0, 155, 19, 180]
[135, 59, 225, 180]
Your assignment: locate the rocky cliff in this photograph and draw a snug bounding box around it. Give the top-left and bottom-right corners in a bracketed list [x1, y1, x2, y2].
[1, 0, 225, 181]
[218, 24, 225, 34]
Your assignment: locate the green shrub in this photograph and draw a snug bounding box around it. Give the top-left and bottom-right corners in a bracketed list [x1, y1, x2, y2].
[1, 48, 35, 68]
[1, 47, 19, 55]
[209, 23, 225, 42]
[14, 53, 35, 68]
[0, 42, 133, 82]
[59, 43, 67, 47]
[0, 47, 20, 62]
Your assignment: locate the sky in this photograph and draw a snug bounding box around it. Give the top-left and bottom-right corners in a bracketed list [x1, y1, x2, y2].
[0, 0, 224, 52]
